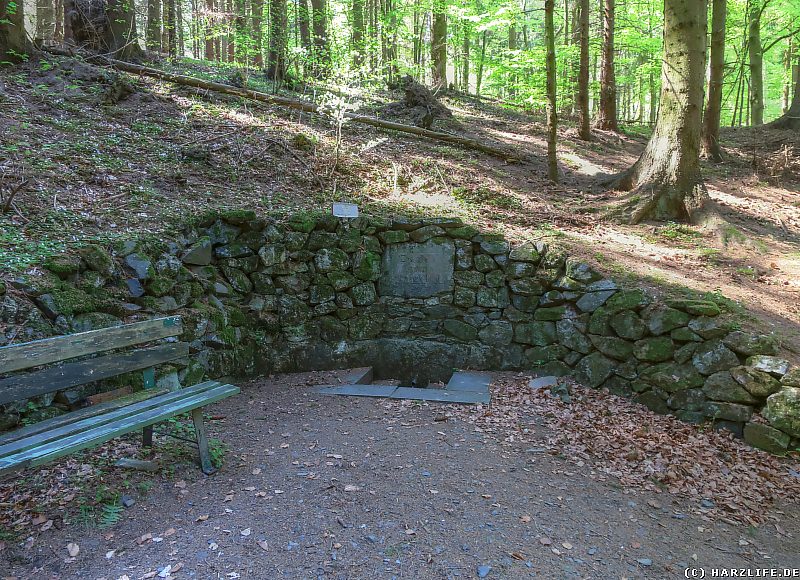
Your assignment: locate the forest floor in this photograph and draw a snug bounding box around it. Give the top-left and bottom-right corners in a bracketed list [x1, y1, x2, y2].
[1, 370, 799, 579]
[1, 55, 799, 355]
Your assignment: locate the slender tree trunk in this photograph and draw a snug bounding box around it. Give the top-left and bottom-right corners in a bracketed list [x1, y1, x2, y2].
[309, 0, 329, 75]
[476, 30, 486, 96]
[0, 0, 27, 60]
[352, 0, 364, 67]
[748, 1, 764, 125]
[147, 0, 162, 51]
[507, 23, 517, 98]
[461, 31, 469, 92]
[605, 0, 708, 224]
[545, 0, 558, 183]
[105, 0, 144, 59]
[35, 0, 56, 44]
[267, 0, 287, 80]
[177, 0, 184, 55]
[702, 0, 726, 161]
[783, 38, 793, 113]
[577, 0, 590, 140]
[54, 0, 63, 42]
[431, 0, 447, 90]
[595, 0, 618, 131]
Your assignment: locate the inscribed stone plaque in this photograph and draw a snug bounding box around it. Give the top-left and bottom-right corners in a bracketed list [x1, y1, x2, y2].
[378, 239, 455, 298]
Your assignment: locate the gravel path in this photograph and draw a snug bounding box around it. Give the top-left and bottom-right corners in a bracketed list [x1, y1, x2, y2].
[2, 370, 799, 579]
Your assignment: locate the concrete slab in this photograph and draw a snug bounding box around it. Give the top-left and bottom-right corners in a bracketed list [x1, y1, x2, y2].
[391, 387, 490, 404]
[529, 376, 559, 390]
[316, 385, 398, 398]
[446, 371, 492, 392]
[341, 367, 374, 385]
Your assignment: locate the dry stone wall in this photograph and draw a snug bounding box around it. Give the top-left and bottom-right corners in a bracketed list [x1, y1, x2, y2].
[1, 210, 798, 454]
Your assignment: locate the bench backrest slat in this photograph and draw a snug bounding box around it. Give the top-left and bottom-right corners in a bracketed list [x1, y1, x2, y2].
[0, 317, 182, 375]
[0, 342, 189, 405]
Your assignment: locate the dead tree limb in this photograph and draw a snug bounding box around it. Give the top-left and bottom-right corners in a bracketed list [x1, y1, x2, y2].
[99, 58, 522, 162]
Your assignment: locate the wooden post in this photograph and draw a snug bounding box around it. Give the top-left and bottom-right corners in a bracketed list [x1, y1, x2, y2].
[142, 367, 155, 447]
[192, 407, 215, 474]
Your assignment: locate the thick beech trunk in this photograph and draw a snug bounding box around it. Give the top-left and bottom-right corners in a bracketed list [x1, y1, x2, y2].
[251, 0, 263, 65]
[0, 0, 27, 60]
[147, 0, 162, 51]
[606, 0, 708, 224]
[544, 0, 558, 183]
[266, 0, 287, 79]
[105, 0, 144, 59]
[577, 0, 590, 140]
[310, 0, 329, 74]
[431, 1, 446, 90]
[769, 58, 800, 130]
[748, 2, 764, 126]
[595, 0, 618, 131]
[35, 0, 56, 44]
[702, 0, 726, 161]
[298, 0, 311, 51]
[352, 0, 364, 66]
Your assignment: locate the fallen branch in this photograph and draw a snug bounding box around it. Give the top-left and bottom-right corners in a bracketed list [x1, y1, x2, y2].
[47, 49, 521, 162]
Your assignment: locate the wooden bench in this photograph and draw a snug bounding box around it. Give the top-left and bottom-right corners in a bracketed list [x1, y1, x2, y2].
[0, 316, 239, 477]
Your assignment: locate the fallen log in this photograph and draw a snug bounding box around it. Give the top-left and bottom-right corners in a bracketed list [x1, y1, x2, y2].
[74, 53, 522, 162]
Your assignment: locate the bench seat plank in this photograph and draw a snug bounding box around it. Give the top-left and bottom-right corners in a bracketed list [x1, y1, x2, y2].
[0, 381, 227, 459]
[0, 387, 170, 447]
[0, 383, 240, 476]
[0, 317, 182, 375]
[0, 343, 189, 405]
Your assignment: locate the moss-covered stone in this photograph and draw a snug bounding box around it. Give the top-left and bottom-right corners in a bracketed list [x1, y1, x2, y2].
[692, 340, 740, 375]
[574, 352, 617, 388]
[730, 366, 782, 399]
[454, 270, 483, 288]
[666, 299, 721, 317]
[350, 282, 377, 306]
[147, 275, 176, 297]
[604, 289, 649, 313]
[349, 312, 386, 339]
[590, 335, 634, 360]
[703, 371, 758, 404]
[80, 244, 114, 276]
[643, 305, 691, 336]
[533, 306, 566, 321]
[703, 401, 753, 423]
[478, 321, 513, 346]
[443, 319, 478, 341]
[288, 213, 317, 233]
[410, 225, 446, 243]
[609, 310, 646, 340]
[473, 254, 497, 273]
[763, 387, 800, 438]
[722, 331, 778, 357]
[44, 254, 83, 277]
[556, 319, 592, 354]
[743, 422, 790, 454]
[508, 243, 541, 263]
[633, 337, 675, 362]
[514, 321, 556, 346]
[352, 251, 382, 281]
[634, 391, 669, 414]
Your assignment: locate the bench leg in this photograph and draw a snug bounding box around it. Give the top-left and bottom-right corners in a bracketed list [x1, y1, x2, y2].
[191, 408, 215, 475]
[142, 426, 154, 448]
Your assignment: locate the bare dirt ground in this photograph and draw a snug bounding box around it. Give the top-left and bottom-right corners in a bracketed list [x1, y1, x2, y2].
[2, 370, 799, 579]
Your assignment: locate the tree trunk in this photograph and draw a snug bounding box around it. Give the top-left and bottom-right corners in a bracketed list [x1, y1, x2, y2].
[748, 1, 764, 125]
[147, 0, 162, 51]
[0, 0, 27, 60]
[266, 0, 287, 80]
[461, 31, 469, 92]
[35, 0, 56, 44]
[251, 0, 262, 65]
[309, 0, 329, 75]
[545, 0, 558, 183]
[431, 1, 446, 90]
[352, 0, 364, 67]
[166, 0, 177, 57]
[577, 0, 590, 140]
[702, 0, 726, 161]
[297, 0, 310, 51]
[769, 53, 800, 130]
[476, 30, 486, 96]
[507, 22, 516, 98]
[605, 0, 708, 224]
[595, 0, 618, 131]
[105, 0, 144, 59]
